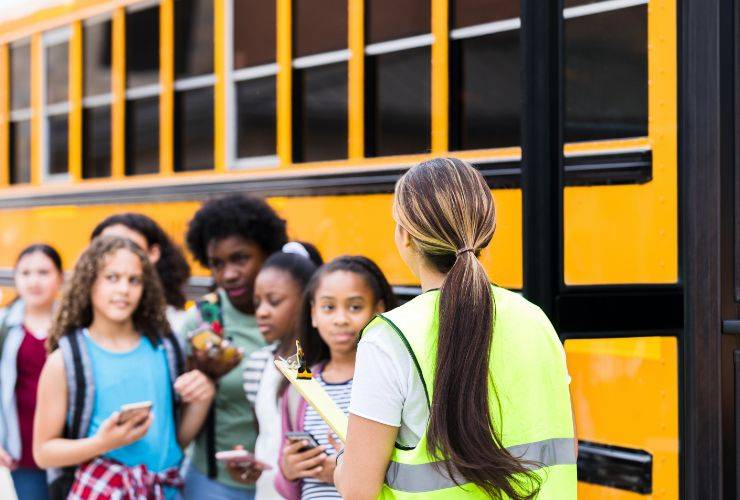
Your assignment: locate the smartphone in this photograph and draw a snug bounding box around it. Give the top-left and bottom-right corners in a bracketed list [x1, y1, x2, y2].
[117, 401, 153, 425]
[215, 450, 272, 470]
[285, 431, 320, 451]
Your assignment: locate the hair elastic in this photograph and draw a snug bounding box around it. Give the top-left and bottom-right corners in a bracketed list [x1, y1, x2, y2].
[455, 247, 475, 257]
[282, 241, 310, 259]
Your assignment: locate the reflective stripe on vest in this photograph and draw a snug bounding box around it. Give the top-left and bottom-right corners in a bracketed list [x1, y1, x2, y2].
[385, 437, 576, 493]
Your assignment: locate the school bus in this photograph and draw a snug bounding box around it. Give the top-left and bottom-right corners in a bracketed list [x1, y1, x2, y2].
[0, 0, 736, 497]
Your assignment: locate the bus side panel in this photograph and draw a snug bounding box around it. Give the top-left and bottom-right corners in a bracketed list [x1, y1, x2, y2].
[0, 189, 522, 288]
[563, 0, 677, 286]
[565, 337, 678, 499]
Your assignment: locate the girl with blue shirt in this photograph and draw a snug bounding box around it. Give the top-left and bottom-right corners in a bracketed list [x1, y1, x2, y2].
[33, 236, 215, 499]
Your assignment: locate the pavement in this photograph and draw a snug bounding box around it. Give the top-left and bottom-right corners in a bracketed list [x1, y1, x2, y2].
[1, 468, 17, 499]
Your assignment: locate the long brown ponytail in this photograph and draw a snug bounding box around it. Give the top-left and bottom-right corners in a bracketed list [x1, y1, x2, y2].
[393, 158, 540, 499]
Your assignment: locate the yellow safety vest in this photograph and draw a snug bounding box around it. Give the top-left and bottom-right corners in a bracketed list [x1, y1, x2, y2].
[362, 286, 577, 499]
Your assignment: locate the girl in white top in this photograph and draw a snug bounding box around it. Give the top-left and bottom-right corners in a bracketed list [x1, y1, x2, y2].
[238, 243, 321, 499]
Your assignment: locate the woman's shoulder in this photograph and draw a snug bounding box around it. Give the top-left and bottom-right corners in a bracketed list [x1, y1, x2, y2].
[492, 286, 553, 329]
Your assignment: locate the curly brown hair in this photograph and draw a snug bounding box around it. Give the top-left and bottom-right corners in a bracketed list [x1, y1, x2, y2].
[47, 236, 172, 352]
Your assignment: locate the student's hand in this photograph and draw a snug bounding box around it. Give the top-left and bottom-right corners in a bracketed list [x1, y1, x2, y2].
[0, 445, 15, 469]
[94, 410, 153, 453]
[280, 439, 329, 481]
[174, 369, 216, 404]
[225, 445, 263, 484]
[313, 454, 338, 485]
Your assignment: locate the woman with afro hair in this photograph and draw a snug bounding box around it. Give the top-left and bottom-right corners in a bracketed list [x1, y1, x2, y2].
[180, 194, 288, 500]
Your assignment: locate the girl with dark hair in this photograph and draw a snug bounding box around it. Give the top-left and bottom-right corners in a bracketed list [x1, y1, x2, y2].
[91, 213, 191, 332]
[33, 236, 215, 499]
[0, 244, 63, 499]
[228, 242, 321, 499]
[276, 255, 397, 500]
[334, 158, 577, 499]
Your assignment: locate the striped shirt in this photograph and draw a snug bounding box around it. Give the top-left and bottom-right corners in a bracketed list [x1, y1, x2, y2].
[243, 343, 278, 406]
[301, 373, 352, 500]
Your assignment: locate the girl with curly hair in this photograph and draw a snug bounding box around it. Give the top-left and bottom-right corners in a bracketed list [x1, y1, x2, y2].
[33, 236, 215, 499]
[91, 213, 191, 333]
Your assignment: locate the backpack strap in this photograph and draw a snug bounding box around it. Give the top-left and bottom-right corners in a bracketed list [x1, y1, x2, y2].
[50, 330, 95, 490]
[59, 330, 95, 439]
[195, 292, 222, 479]
[161, 333, 185, 430]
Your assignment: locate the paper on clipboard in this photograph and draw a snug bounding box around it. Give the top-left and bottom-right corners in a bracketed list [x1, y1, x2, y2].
[274, 359, 348, 442]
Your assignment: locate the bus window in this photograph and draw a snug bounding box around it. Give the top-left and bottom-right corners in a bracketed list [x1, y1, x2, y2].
[450, 0, 520, 151]
[125, 3, 160, 176]
[174, 0, 214, 171]
[365, 0, 430, 157]
[292, 0, 348, 163]
[9, 39, 31, 185]
[82, 17, 112, 179]
[232, 0, 277, 165]
[235, 76, 276, 161]
[563, 1, 648, 142]
[83, 106, 112, 179]
[44, 30, 70, 178]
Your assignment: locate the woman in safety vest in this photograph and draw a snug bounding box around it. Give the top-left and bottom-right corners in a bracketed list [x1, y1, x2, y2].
[334, 157, 577, 499]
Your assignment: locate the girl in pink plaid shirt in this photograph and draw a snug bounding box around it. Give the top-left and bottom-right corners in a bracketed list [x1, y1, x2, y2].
[32, 236, 216, 499]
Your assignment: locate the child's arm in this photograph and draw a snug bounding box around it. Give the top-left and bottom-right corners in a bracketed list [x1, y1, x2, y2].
[174, 369, 216, 448]
[33, 350, 153, 469]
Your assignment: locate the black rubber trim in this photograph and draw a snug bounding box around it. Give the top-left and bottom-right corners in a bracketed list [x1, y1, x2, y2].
[67, 332, 86, 440]
[577, 440, 653, 494]
[723, 320, 740, 334]
[0, 151, 651, 209]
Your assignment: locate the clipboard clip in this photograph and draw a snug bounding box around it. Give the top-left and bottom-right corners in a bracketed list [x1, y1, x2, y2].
[283, 340, 313, 380]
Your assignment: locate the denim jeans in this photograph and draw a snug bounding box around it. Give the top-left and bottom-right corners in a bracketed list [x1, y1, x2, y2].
[10, 468, 48, 500]
[183, 465, 256, 500]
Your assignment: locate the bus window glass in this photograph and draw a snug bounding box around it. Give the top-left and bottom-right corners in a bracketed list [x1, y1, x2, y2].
[236, 76, 276, 158]
[366, 0, 429, 44]
[46, 42, 69, 105]
[233, 0, 276, 68]
[174, 86, 214, 171]
[175, 0, 214, 79]
[83, 106, 112, 178]
[294, 62, 347, 162]
[564, 3, 647, 142]
[366, 46, 430, 157]
[9, 120, 31, 184]
[453, 0, 518, 28]
[10, 41, 31, 111]
[450, 0, 519, 150]
[126, 6, 160, 88]
[83, 20, 112, 98]
[48, 114, 69, 175]
[126, 96, 160, 175]
[293, 0, 347, 58]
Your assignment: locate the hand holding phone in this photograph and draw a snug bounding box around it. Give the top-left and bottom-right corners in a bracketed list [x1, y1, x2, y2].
[285, 431, 320, 452]
[218, 448, 272, 485]
[117, 401, 153, 426]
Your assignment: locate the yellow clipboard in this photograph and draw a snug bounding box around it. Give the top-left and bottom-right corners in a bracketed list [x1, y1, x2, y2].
[274, 359, 349, 442]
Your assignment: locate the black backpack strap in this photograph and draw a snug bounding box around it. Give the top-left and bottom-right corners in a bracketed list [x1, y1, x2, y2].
[161, 333, 185, 430]
[195, 293, 222, 479]
[51, 331, 95, 495]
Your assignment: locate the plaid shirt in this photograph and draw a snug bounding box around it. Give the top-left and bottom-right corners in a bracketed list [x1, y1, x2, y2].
[68, 457, 184, 500]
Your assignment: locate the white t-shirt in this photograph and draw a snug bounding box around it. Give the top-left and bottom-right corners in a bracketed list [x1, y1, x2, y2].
[349, 321, 429, 448]
[244, 345, 283, 500]
[349, 309, 571, 449]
